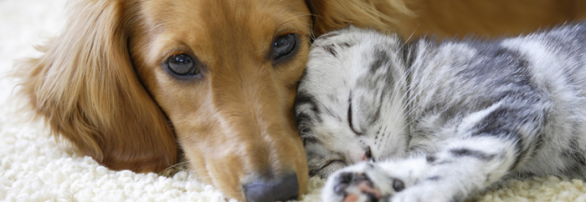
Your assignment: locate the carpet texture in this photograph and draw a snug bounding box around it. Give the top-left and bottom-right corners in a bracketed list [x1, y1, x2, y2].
[0, 0, 584, 201]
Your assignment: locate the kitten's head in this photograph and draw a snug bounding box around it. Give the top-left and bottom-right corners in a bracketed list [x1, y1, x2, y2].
[295, 26, 413, 177]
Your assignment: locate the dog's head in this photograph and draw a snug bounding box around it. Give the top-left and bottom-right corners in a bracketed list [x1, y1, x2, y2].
[19, 0, 401, 201]
[131, 0, 314, 200]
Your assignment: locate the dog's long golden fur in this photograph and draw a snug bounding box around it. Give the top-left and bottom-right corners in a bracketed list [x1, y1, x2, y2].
[20, 1, 178, 172]
[19, 0, 586, 201]
[309, 0, 586, 38]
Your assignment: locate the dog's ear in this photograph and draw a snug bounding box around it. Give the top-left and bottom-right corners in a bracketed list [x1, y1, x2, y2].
[305, 0, 413, 36]
[18, 0, 177, 172]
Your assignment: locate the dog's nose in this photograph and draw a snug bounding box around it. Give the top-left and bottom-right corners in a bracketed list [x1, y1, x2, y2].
[243, 173, 299, 202]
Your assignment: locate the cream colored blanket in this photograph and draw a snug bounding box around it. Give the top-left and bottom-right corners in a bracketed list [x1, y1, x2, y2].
[0, 0, 584, 201]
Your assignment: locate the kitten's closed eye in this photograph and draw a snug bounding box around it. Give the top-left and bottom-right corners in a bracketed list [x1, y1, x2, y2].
[310, 159, 347, 177]
[348, 98, 363, 136]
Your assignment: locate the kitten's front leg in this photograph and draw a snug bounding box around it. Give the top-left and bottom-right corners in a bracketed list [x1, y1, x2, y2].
[323, 137, 518, 202]
[393, 137, 517, 202]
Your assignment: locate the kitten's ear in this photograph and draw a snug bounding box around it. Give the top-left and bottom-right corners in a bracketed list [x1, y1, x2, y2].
[304, 0, 413, 36]
[18, 0, 178, 172]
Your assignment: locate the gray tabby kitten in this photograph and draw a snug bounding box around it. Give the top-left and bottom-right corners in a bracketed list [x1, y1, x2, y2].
[294, 23, 586, 202]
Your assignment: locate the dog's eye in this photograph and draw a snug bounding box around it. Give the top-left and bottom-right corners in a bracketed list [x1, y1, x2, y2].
[272, 34, 298, 62]
[167, 54, 199, 76]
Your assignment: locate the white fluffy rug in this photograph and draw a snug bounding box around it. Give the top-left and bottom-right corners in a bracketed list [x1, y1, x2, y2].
[0, 0, 585, 201]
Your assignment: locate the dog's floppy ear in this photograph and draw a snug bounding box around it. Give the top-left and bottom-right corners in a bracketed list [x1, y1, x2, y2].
[18, 0, 177, 172]
[305, 0, 413, 36]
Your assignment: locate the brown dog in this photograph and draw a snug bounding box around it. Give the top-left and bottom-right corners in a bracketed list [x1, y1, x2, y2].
[18, 0, 586, 201]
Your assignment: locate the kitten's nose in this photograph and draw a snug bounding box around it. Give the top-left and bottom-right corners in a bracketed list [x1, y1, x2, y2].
[361, 146, 375, 162]
[243, 173, 299, 202]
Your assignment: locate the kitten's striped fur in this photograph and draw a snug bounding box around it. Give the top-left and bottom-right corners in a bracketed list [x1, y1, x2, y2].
[295, 23, 586, 202]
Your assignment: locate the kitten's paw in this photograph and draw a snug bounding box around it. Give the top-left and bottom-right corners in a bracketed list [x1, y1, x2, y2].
[335, 172, 381, 202]
[322, 162, 404, 202]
